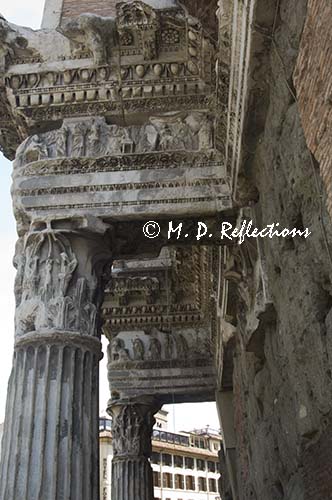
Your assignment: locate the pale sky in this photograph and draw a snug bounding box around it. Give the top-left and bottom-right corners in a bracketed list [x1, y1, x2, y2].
[0, 0, 220, 432]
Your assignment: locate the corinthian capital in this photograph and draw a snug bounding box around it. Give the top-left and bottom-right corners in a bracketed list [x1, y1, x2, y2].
[109, 397, 161, 459]
[14, 220, 113, 341]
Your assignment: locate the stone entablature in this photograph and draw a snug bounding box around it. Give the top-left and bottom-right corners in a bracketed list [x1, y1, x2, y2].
[12, 114, 230, 229]
[3, 2, 215, 136]
[104, 246, 217, 403]
[104, 247, 213, 332]
[1, 1, 232, 230]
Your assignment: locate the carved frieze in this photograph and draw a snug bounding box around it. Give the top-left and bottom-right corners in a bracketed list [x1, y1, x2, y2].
[12, 113, 230, 228]
[14, 113, 214, 168]
[107, 327, 211, 367]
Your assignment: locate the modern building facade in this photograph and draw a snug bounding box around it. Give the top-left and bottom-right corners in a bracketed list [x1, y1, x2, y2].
[100, 413, 221, 500]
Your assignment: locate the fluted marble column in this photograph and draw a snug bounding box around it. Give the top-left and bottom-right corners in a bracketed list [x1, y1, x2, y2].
[0, 227, 112, 500]
[108, 397, 161, 500]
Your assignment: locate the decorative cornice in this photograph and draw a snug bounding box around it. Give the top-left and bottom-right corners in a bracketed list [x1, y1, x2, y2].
[1, 2, 216, 152]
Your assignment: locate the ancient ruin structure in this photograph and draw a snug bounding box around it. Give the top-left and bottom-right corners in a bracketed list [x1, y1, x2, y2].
[0, 0, 332, 499]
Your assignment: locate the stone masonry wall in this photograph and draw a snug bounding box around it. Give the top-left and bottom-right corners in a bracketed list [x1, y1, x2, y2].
[232, 0, 332, 498]
[302, 419, 332, 499]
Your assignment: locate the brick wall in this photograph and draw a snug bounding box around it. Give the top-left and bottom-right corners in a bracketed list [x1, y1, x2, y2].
[61, 0, 117, 20]
[294, 0, 332, 217]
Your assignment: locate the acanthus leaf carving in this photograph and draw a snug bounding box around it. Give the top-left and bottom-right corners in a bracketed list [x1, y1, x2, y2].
[110, 399, 160, 458]
[14, 230, 104, 337]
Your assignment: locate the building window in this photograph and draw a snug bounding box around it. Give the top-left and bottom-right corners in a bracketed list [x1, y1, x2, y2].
[197, 459, 206, 471]
[180, 435, 189, 446]
[209, 478, 217, 492]
[186, 476, 195, 491]
[99, 418, 112, 431]
[208, 460, 217, 472]
[151, 452, 161, 464]
[174, 434, 181, 445]
[185, 457, 194, 469]
[162, 453, 172, 466]
[160, 431, 168, 441]
[198, 477, 207, 492]
[153, 472, 161, 488]
[174, 455, 184, 468]
[162, 473, 173, 489]
[174, 474, 185, 490]
[103, 458, 107, 480]
[193, 437, 207, 449]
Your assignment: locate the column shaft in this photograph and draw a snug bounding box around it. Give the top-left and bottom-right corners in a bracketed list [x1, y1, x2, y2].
[0, 341, 100, 500]
[0, 228, 112, 500]
[112, 458, 154, 500]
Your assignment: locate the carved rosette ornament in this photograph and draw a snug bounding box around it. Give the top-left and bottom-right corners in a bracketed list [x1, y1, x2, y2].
[108, 397, 161, 500]
[117, 1, 160, 60]
[0, 223, 112, 500]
